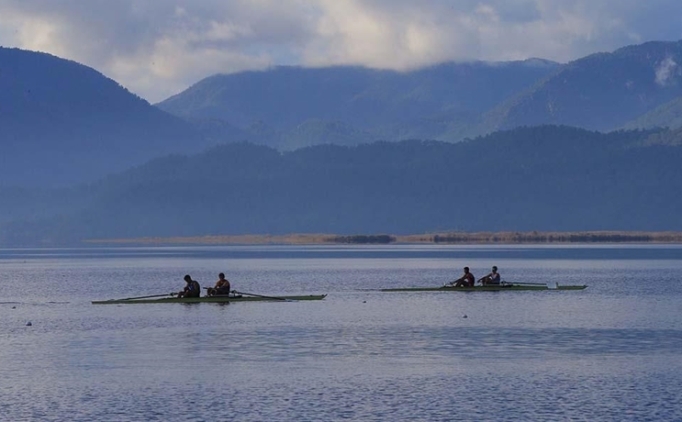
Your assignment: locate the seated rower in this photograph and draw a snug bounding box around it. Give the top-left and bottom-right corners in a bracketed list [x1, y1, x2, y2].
[207, 272, 231, 296]
[479, 266, 501, 285]
[178, 274, 201, 298]
[451, 267, 475, 287]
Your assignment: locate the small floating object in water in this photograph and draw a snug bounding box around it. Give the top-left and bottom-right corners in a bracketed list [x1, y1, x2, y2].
[462, 314, 468, 319]
[363, 301, 366, 303]
[12, 306, 16, 309]
[26, 322, 32, 326]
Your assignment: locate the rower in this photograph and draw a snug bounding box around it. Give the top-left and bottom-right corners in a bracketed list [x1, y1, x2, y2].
[451, 267, 475, 287]
[178, 274, 201, 298]
[479, 266, 501, 286]
[207, 272, 231, 296]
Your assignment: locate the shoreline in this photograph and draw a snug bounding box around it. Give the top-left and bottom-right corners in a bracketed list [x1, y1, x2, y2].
[84, 231, 682, 245]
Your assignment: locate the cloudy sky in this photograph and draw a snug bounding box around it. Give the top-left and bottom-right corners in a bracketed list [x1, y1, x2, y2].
[1, 0, 681, 102]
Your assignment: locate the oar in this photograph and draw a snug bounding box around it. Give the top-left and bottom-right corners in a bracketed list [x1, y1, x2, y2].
[107, 293, 175, 301]
[233, 290, 292, 302]
[510, 282, 549, 286]
[506, 281, 559, 289]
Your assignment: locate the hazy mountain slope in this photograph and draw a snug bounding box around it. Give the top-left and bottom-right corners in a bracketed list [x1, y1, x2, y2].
[279, 119, 376, 149]
[156, 60, 559, 145]
[2, 125, 679, 246]
[622, 95, 682, 130]
[640, 126, 682, 145]
[484, 41, 682, 132]
[0, 47, 212, 187]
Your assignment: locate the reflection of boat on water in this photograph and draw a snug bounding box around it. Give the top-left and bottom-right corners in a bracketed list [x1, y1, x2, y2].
[382, 282, 587, 292]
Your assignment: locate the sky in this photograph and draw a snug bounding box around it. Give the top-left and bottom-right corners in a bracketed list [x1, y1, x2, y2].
[1, 0, 682, 103]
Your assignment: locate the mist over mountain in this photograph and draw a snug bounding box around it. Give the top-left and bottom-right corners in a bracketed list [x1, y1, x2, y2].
[0, 47, 213, 187]
[2, 125, 680, 246]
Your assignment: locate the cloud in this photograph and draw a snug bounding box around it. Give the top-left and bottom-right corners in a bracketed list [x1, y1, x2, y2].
[0, 0, 316, 101]
[1, 0, 681, 102]
[655, 56, 680, 86]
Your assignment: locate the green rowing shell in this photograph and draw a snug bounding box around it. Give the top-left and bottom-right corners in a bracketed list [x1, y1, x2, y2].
[93, 294, 327, 304]
[382, 284, 587, 292]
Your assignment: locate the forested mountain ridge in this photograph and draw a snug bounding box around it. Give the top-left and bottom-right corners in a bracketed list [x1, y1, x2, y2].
[156, 60, 560, 148]
[1, 125, 680, 246]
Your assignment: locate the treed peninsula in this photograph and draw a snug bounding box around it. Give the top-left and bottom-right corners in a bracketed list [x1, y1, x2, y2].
[86, 231, 682, 245]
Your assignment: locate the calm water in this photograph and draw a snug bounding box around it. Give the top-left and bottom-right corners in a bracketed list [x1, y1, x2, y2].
[1, 244, 682, 421]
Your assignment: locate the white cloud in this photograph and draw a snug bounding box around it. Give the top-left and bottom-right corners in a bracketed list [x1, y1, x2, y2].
[1, 0, 681, 102]
[655, 56, 680, 86]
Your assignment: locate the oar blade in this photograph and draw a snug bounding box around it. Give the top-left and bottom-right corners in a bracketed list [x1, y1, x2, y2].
[233, 290, 293, 302]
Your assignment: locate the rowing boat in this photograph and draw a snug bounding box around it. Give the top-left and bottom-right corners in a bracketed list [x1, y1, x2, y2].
[92, 294, 327, 305]
[382, 283, 587, 292]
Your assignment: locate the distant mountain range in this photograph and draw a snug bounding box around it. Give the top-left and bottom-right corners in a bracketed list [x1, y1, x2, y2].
[157, 59, 560, 148]
[2, 125, 681, 246]
[4, 40, 682, 188]
[158, 40, 682, 148]
[3, 41, 682, 245]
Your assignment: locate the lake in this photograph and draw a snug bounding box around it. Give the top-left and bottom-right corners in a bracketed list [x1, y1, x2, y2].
[2, 244, 682, 421]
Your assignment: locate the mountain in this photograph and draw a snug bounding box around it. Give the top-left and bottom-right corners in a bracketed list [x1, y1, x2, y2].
[158, 40, 682, 144]
[484, 40, 682, 132]
[2, 125, 681, 246]
[156, 60, 560, 148]
[0, 47, 215, 187]
[7, 40, 682, 187]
